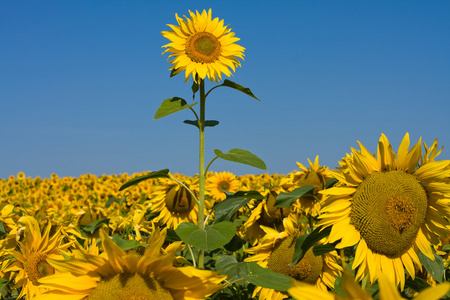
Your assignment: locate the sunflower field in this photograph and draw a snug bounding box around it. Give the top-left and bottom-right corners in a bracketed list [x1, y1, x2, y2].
[2, 8, 450, 300]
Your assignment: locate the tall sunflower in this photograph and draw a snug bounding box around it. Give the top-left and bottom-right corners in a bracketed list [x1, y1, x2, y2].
[245, 220, 342, 300]
[35, 228, 225, 300]
[5, 216, 67, 300]
[317, 133, 450, 289]
[161, 9, 245, 83]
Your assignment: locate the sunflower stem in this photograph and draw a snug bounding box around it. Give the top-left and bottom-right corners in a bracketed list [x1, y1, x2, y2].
[198, 79, 206, 269]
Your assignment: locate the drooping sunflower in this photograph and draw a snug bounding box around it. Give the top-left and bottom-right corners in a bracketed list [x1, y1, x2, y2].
[161, 9, 245, 83]
[318, 133, 450, 289]
[290, 156, 333, 217]
[245, 219, 342, 300]
[36, 228, 226, 300]
[288, 269, 450, 300]
[205, 171, 240, 201]
[147, 176, 204, 229]
[5, 216, 67, 300]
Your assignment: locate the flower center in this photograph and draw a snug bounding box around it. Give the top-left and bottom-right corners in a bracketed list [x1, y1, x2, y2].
[165, 186, 195, 214]
[87, 273, 173, 300]
[186, 32, 221, 63]
[219, 181, 230, 191]
[267, 237, 323, 284]
[25, 253, 55, 286]
[350, 171, 428, 258]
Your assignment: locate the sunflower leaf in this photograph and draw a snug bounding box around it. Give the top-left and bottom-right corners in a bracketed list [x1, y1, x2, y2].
[154, 97, 198, 120]
[405, 276, 431, 292]
[214, 148, 266, 170]
[418, 248, 445, 283]
[80, 218, 110, 234]
[215, 255, 248, 283]
[312, 241, 338, 256]
[175, 222, 236, 251]
[243, 262, 292, 292]
[219, 79, 260, 101]
[119, 169, 170, 191]
[183, 120, 219, 128]
[112, 235, 147, 251]
[213, 191, 264, 224]
[290, 226, 332, 266]
[275, 185, 315, 208]
[324, 178, 339, 189]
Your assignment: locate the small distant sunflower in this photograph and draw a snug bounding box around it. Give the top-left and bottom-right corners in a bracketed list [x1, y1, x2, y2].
[205, 171, 240, 201]
[36, 228, 225, 300]
[162, 9, 245, 83]
[6, 216, 66, 299]
[290, 156, 333, 217]
[318, 133, 450, 289]
[148, 176, 203, 229]
[245, 220, 342, 300]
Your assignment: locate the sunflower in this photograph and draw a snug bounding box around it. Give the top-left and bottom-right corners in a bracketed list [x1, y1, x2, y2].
[147, 176, 204, 229]
[161, 9, 245, 83]
[35, 228, 226, 300]
[5, 216, 67, 299]
[245, 219, 342, 300]
[317, 133, 450, 289]
[205, 171, 240, 201]
[290, 156, 333, 217]
[288, 269, 450, 300]
[242, 181, 297, 245]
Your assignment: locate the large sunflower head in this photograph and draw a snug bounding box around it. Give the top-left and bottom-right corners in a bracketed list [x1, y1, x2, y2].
[147, 176, 202, 229]
[35, 228, 225, 300]
[245, 221, 342, 299]
[318, 133, 450, 289]
[162, 9, 245, 83]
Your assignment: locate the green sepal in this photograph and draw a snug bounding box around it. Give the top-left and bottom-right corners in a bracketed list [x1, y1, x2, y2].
[214, 148, 266, 170]
[154, 97, 198, 120]
[289, 226, 332, 266]
[119, 169, 170, 191]
[170, 68, 178, 77]
[183, 120, 219, 128]
[274, 185, 315, 208]
[219, 80, 260, 101]
[79, 218, 110, 234]
[175, 221, 236, 251]
[192, 81, 199, 99]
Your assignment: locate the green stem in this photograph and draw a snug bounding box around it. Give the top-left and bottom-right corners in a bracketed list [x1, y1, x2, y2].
[198, 79, 206, 269]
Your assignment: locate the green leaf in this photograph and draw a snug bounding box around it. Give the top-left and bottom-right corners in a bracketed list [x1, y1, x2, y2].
[212, 191, 263, 224]
[324, 178, 339, 189]
[442, 244, 450, 251]
[119, 169, 170, 191]
[80, 218, 110, 234]
[170, 68, 178, 77]
[183, 120, 219, 128]
[111, 235, 147, 251]
[290, 226, 332, 266]
[154, 97, 198, 120]
[274, 185, 315, 208]
[418, 248, 445, 283]
[215, 255, 248, 283]
[0, 222, 6, 237]
[220, 79, 260, 101]
[405, 276, 431, 292]
[105, 196, 125, 208]
[243, 262, 292, 291]
[214, 148, 266, 170]
[312, 241, 338, 256]
[165, 228, 182, 242]
[175, 222, 236, 251]
[223, 235, 245, 252]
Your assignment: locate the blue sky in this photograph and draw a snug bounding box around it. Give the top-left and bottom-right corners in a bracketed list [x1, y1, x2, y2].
[1, 1, 449, 179]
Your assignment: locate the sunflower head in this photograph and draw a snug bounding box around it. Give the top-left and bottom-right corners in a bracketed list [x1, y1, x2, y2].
[162, 9, 245, 83]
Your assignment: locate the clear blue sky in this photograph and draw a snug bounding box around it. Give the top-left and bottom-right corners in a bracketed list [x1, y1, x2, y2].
[1, 1, 449, 179]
